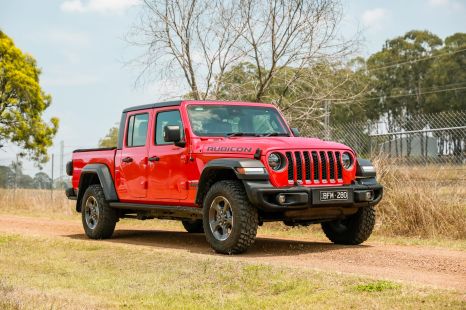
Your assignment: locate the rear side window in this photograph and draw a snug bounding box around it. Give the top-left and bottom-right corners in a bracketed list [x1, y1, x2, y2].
[126, 113, 149, 147]
[155, 110, 184, 145]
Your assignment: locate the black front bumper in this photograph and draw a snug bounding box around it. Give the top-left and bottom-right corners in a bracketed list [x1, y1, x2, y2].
[243, 178, 383, 212]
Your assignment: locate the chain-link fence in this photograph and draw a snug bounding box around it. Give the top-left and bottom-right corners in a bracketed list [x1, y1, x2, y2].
[292, 111, 466, 164]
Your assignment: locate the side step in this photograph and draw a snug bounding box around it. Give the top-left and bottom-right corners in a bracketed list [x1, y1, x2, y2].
[109, 202, 202, 220]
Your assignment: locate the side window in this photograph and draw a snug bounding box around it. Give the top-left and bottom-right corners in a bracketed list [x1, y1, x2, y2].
[155, 110, 184, 145]
[126, 113, 149, 147]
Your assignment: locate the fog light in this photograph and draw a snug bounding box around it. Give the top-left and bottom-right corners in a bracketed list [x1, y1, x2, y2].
[365, 191, 373, 201]
[277, 194, 286, 205]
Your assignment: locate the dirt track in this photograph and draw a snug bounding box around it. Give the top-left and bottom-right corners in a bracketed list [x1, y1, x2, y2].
[0, 215, 465, 291]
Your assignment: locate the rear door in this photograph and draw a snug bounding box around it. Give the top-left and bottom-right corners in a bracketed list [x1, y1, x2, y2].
[148, 107, 189, 201]
[118, 109, 152, 200]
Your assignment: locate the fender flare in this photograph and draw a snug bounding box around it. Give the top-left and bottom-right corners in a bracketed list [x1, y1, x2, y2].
[195, 158, 268, 205]
[356, 158, 377, 178]
[76, 163, 118, 211]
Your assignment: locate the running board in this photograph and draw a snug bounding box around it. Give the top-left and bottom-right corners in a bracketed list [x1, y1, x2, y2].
[109, 202, 202, 220]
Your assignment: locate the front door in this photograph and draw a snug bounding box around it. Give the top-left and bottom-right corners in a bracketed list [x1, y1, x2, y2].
[148, 108, 189, 201]
[118, 110, 151, 200]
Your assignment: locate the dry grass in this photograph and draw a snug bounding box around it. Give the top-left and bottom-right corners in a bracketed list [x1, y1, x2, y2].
[372, 158, 466, 239]
[0, 233, 464, 309]
[0, 162, 465, 243]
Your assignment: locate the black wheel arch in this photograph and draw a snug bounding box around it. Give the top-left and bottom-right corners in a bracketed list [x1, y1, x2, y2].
[76, 163, 118, 212]
[195, 158, 268, 206]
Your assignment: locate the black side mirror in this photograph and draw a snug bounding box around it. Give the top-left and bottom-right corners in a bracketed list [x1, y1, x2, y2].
[164, 125, 186, 147]
[291, 128, 300, 137]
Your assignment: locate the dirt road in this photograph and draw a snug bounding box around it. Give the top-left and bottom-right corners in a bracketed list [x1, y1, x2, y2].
[0, 215, 464, 291]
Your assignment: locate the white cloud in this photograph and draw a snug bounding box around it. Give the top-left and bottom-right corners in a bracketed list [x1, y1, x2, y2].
[428, 0, 464, 10]
[429, 0, 449, 7]
[361, 8, 389, 31]
[60, 0, 139, 14]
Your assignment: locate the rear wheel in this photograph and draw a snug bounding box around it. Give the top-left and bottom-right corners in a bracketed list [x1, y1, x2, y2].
[203, 180, 258, 254]
[182, 219, 204, 233]
[321, 206, 375, 245]
[81, 184, 118, 239]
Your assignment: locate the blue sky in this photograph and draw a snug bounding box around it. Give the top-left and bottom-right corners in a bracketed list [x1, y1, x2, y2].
[0, 0, 465, 176]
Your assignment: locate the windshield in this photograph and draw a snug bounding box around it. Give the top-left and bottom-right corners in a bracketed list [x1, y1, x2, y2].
[187, 105, 290, 137]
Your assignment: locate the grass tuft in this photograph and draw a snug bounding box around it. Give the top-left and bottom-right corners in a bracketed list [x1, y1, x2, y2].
[353, 280, 401, 292]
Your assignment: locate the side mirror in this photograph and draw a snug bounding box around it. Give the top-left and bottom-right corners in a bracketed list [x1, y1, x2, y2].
[164, 125, 186, 147]
[291, 127, 300, 137]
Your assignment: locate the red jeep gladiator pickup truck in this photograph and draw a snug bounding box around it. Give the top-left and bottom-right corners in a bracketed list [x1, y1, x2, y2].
[66, 100, 382, 254]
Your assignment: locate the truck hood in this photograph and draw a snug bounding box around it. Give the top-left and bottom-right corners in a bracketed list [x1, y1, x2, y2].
[193, 136, 353, 156]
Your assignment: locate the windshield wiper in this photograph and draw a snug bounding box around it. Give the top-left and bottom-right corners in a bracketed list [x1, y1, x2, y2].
[261, 132, 290, 137]
[226, 132, 260, 137]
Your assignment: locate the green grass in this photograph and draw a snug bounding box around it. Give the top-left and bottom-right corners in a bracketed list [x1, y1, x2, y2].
[353, 280, 401, 292]
[0, 233, 464, 309]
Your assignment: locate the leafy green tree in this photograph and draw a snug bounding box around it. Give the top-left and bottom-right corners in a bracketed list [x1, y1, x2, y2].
[366, 30, 443, 126]
[0, 165, 13, 188]
[98, 125, 118, 148]
[424, 33, 466, 113]
[32, 171, 52, 189]
[0, 30, 59, 163]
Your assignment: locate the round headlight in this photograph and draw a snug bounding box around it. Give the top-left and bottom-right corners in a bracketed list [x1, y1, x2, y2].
[268, 153, 283, 170]
[341, 152, 353, 170]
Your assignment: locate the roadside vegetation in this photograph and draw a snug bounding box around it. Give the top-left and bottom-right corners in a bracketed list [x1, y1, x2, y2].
[1, 163, 465, 250]
[0, 233, 464, 309]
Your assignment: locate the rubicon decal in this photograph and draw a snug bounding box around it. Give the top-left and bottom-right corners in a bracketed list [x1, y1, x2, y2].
[206, 146, 253, 152]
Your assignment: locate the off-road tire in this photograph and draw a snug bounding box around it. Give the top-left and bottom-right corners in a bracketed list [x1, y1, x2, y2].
[81, 184, 118, 239]
[203, 180, 258, 254]
[182, 219, 204, 233]
[321, 206, 375, 245]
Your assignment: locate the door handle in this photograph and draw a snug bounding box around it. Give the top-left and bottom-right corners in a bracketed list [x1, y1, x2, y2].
[148, 156, 160, 162]
[122, 156, 133, 163]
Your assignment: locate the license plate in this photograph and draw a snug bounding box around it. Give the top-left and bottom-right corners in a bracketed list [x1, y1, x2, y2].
[320, 190, 349, 201]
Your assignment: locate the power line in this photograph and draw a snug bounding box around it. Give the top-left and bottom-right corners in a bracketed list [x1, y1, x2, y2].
[349, 85, 466, 102]
[292, 83, 466, 106]
[363, 47, 466, 73]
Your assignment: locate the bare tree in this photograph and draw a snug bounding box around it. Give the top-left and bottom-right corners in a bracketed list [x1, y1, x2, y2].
[129, 0, 245, 100]
[129, 0, 359, 111]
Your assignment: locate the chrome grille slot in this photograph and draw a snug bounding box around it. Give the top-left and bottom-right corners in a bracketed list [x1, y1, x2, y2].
[303, 151, 311, 181]
[294, 151, 302, 182]
[328, 151, 335, 180]
[319, 151, 328, 181]
[312, 151, 319, 181]
[285, 152, 294, 181]
[335, 152, 343, 179]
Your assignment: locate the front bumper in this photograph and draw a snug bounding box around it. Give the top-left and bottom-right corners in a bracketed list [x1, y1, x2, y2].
[243, 178, 383, 212]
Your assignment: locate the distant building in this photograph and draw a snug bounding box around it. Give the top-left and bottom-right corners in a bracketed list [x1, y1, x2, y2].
[379, 136, 438, 157]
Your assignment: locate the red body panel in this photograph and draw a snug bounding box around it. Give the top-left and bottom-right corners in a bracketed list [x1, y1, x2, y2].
[71, 100, 358, 207]
[71, 149, 116, 189]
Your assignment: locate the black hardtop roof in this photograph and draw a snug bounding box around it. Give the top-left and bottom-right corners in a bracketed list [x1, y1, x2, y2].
[122, 99, 275, 113]
[122, 100, 182, 113]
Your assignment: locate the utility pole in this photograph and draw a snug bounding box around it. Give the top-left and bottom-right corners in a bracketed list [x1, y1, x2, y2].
[51, 154, 54, 201]
[14, 153, 19, 201]
[14, 152, 25, 201]
[324, 100, 330, 140]
[60, 140, 64, 186]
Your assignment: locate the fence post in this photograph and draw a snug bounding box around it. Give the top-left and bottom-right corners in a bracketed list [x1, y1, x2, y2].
[51, 154, 54, 201]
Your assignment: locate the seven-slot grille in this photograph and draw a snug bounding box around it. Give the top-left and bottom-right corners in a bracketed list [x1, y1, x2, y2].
[284, 150, 344, 185]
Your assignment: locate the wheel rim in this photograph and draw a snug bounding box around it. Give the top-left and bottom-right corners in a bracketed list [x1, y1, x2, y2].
[208, 196, 233, 241]
[84, 196, 99, 229]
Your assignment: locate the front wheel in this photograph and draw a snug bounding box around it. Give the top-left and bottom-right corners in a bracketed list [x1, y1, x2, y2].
[203, 180, 258, 254]
[81, 184, 118, 239]
[321, 206, 375, 245]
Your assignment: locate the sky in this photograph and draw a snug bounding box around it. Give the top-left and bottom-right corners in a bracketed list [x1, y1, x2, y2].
[0, 0, 465, 177]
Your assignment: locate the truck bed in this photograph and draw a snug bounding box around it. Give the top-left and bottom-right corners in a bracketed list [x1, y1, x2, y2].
[71, 148, 117, 189]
